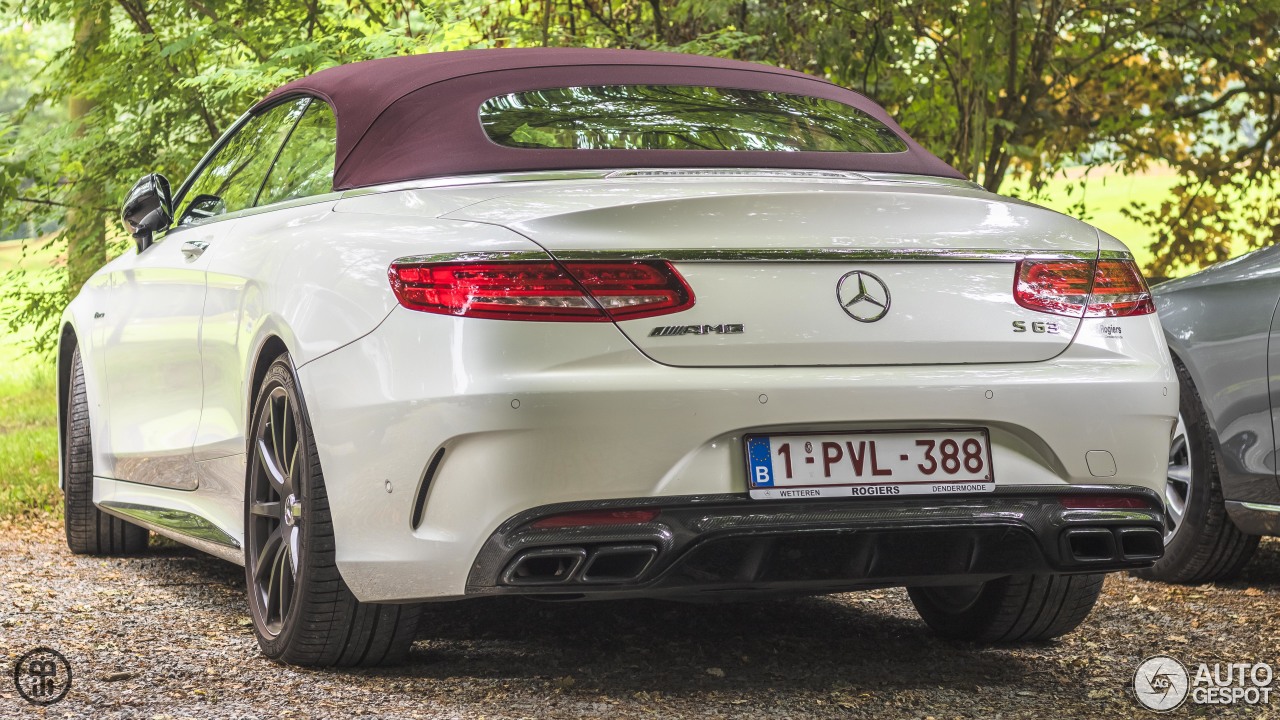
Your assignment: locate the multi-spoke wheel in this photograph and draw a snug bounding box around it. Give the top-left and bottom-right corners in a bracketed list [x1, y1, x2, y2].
[244, 355, 422, 666]
[247, 385, 304, 637]
[1134, 360, 1258, 584]
[1163, 412, 1192, 543]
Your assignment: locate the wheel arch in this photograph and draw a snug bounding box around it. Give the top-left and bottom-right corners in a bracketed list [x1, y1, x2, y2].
[1165, 348, 1228, 474]
[245, 334, 291, 451]
[56, 322, 79, 490]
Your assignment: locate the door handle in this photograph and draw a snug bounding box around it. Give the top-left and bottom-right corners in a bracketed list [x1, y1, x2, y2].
[180, 240, 209, 260]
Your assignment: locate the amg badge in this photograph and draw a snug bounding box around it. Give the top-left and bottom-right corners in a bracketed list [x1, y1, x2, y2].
[649, 324, 745, 337]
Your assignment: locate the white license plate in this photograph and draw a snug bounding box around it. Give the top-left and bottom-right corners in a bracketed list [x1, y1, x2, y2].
[745, 429, 994, 500]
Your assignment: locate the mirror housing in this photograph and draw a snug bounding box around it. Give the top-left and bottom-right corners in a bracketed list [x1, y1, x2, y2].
[120, 173, 173, 252]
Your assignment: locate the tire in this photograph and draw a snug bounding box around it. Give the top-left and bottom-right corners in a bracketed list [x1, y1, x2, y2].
[907, 573, 1104, 643]
[1133, 361, 1259, 583]
[63, 346, 149, 555]
[244, 355, 421, 667]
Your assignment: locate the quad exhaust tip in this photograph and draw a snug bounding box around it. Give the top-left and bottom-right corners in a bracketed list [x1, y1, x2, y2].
[1061, 526, 1162, 564]
[502, 544, 658, 586]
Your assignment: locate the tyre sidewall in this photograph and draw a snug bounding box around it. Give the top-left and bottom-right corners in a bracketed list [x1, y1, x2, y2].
[1160, 370, 1218, 563]
[245, 359, 318, 658]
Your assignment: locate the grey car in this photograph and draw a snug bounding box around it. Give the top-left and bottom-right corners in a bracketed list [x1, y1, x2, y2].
[1151, 247, 1280, 582]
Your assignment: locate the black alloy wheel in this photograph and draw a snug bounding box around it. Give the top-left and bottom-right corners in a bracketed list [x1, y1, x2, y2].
[246, 383, 304, 637]
[1133, 360, 1259, 583]
[244, 355, 421, 666]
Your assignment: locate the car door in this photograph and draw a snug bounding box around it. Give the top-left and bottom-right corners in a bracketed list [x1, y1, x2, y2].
[99, 98, 309, 489]
[1266, 282, 1280, 500]
[194, 97, 340, 464]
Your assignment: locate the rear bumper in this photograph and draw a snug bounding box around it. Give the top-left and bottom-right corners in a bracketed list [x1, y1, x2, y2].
[464, 485, 1164, 600]
[297, 308, 1177, 602]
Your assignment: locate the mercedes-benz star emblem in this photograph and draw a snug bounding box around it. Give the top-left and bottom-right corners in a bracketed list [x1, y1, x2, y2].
[836, 270, 891, 323]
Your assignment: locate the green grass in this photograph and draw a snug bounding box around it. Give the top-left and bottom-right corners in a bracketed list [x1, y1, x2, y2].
[1005, 170, 1176, 271]
[1003, 167, 1268, 277]
[0, 237, 61, 517]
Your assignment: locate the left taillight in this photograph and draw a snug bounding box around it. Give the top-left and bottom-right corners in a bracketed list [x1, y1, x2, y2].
[1014, 258, 1154, 318]
[388, 259, 695, 322]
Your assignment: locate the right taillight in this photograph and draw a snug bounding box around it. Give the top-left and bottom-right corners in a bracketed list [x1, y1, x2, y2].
[1014, 258, 1154, 318]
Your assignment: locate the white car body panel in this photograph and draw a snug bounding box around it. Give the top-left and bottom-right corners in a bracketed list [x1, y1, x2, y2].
[62, 171, 1178, 602]
[99, 221, 230, 489]
[299, 304, 1174, 600]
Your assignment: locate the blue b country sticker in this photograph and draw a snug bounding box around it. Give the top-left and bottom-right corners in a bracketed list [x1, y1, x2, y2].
[746, 436, 774, 487]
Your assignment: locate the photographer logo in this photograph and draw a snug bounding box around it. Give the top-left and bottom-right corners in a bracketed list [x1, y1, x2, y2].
[13, 646, 72, 705]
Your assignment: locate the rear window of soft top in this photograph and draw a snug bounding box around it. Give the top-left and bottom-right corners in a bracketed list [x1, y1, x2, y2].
[479, 85, 909, 154]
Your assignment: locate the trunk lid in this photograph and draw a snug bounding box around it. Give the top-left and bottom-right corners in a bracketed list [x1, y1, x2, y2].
[440, 174, 1098, 366]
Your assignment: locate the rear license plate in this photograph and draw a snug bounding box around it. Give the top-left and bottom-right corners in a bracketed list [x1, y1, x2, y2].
[745, 429, 994, 500]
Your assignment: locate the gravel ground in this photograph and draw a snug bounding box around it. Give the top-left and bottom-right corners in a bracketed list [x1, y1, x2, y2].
[1, 516, 1277, 719]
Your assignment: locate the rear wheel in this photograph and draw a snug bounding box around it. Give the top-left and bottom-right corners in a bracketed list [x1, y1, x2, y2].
[63, 346, 148, 555]
[245, 355, 421, 666]
[908, 573, 1104, 643]
[1133, 361, 1258, 583]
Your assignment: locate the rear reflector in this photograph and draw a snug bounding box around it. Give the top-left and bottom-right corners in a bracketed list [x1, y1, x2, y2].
[1059, 495, 1154, 510]
[1014, 258, 1154, 318]
[530, 509, 660, 529]
[389, 260, 694, 321]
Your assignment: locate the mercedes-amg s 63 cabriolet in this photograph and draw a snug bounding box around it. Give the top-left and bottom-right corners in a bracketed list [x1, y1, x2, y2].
[60, 48, 1176, 666]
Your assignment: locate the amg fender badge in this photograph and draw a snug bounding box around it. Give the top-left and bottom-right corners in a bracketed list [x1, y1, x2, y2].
[649, 324, 745, 337]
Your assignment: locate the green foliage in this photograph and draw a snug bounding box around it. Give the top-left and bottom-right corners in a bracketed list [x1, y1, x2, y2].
[0, 0, 490, 353]
[480, 0, 1280, 276]
[0, 0, 1277, 355]
[0, 361, 58, 517]
[0, 240, 59, 516]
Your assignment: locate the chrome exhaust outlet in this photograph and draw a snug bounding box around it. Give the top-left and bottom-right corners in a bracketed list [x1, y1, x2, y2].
[501, 547, 588, 585]
[1117, 527, 1163, 561]
[1061, 527, 1118, 563]
[580, 544, 659, 584]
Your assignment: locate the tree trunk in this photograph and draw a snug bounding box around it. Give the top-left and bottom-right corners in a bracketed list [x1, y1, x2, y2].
[66, 5, 109, 295]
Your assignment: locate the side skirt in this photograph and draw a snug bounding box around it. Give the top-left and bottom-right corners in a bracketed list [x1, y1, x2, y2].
[1225, 500, 1280, 536]
[93, 475, 245, 566]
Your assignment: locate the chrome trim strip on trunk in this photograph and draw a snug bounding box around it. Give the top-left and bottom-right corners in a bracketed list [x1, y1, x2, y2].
[392, 251, 551, 265]
[549, 248, 1117, 263]
[606, 168, 870, 181]
[392, 249, 1134, 265]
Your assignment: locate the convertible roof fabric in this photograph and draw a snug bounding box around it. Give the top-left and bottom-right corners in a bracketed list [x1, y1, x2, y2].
[257, 48, 965, 190]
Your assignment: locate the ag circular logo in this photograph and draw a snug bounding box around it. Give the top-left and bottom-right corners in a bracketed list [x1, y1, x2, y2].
[1134, 655, 1189, 712]
[836, 270, 891, 323]
[13, 646, 72, 705]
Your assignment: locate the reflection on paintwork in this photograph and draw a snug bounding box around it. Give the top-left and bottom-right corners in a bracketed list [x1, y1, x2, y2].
[615, 263, 1078, 368]
[99, 229, 226, 489]
[99, 502, 239, 547]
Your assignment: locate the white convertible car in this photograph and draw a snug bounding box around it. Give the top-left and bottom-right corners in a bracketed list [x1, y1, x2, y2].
[60, 48, 1177, 666]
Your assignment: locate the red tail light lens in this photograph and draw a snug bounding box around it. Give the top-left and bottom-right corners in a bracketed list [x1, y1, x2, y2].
[1059, 495, 1154, 510]
[388, 260, 694, 322]
[1014, 258, 1154, 318]
[530, 509, 660, 529]
[1086, 260, 1156, 317]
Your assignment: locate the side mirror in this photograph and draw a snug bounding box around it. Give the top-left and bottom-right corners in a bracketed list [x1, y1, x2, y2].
[120, 173, 173, 252]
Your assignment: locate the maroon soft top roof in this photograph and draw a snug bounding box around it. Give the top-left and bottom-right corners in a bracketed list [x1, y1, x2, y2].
[257, 48, 964, 190]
